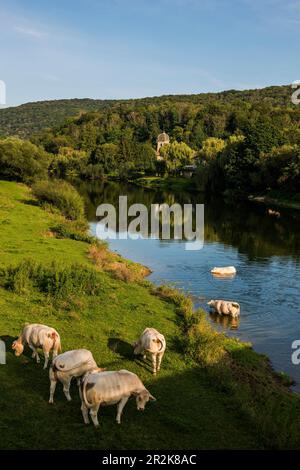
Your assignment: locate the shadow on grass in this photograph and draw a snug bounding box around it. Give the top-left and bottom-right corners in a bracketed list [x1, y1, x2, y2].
[107, 337, 133, 359]
[20, 198, 39, 207]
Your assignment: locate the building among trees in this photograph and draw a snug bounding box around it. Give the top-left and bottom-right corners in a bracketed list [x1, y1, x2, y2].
[156, 132, 170, 160]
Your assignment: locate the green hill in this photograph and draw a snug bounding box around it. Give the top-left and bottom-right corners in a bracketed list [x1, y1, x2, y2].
[0, 85, 294, 138]
[0, 98, 115, 138]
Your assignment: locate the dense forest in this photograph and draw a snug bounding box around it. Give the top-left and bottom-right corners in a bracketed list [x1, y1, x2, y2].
[0, 84, 299, 200]
[0, 98, 115, 138]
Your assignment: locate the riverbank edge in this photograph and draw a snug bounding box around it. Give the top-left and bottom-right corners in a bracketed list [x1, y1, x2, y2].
[1, 180, 300, 448]
[113, 174, 300, 210]
[249, 192, 300, 211]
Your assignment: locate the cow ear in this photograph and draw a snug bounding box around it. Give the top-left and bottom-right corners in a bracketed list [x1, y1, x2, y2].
[149, 394, 156, 401]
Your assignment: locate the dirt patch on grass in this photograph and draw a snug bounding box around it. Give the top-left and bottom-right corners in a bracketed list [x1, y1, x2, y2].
[88, 243, 151, 282]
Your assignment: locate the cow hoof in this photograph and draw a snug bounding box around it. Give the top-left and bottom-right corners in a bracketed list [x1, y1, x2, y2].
[49, 400, 53, 405]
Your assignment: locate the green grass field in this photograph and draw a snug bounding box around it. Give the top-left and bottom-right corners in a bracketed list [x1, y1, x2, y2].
[0, 181, 300, 450]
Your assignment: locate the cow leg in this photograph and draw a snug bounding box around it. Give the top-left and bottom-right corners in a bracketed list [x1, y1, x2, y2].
[29, 344, 36, 359]
[43, 350, 50, 369]
[116, 397, 129, 424]
[157, 352, 164, 372]
[29, 344, 40, 362]
[49, 369, 57, 404]
[151, 354, 157, 375]
[81, 402, 90, 425]
[52, 348, 59, 360]
[62, 377, 72, 401]
[77, 378, 83, 400]
[90, 403, 100, 427]
[35, 349, 40, 363]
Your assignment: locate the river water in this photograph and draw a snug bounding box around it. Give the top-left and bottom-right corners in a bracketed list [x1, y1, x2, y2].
[76, 180, 300, 391]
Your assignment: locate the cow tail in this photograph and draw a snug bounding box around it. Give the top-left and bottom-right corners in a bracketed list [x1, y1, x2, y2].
[157, 338, 165, 352]
[52, 363, 58, 381]
[51, 332, 61, 352]
[82, 375, 93, 408]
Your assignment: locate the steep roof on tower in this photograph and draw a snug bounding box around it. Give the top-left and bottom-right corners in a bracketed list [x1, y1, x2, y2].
[157, 132, 170, 143]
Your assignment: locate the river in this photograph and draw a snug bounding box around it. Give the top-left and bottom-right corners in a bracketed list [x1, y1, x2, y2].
[76, 180, 300, 391]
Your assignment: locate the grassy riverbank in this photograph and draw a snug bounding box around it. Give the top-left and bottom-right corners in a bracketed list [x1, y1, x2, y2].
[131, 176, 197, 192]
[249, 191, 300, 211]
[0, 180, 300, 449]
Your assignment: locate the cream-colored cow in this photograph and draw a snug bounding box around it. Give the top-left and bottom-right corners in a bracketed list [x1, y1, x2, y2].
[208, 300, 240, 318]
[12, 323, 61, 369]
[49, 349, 104, 403]
[81, 370, 156, 426]
[134, 328, 166, 375]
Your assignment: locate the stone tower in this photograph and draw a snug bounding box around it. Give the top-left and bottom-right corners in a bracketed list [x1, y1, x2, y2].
[156, 132, 170, 160]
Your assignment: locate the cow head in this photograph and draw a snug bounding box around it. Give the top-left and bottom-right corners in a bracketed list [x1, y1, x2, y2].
[136, 389, 156, 411]
[207, 300, 215, 307]
[12, 341, 24, 357]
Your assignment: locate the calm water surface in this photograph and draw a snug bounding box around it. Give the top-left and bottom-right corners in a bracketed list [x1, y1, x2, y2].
[76, 181, 300, 391]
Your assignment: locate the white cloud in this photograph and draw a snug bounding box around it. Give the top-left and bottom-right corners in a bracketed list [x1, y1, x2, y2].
[13, 26, 45, 38]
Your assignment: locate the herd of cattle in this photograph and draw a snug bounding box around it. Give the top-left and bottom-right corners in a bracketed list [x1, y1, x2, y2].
[12, 323, 165, 426]
[11, 265, 239, 427]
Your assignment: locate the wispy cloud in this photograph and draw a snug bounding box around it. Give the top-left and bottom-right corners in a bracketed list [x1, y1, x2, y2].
[13, 26, 46, 38]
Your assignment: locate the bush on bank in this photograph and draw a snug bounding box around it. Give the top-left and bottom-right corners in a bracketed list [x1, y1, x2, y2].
[153, 284, 300, 449]
[0, 137, 50, 183]
[0, 258, 103, 298]
[32, 179, 85, 221]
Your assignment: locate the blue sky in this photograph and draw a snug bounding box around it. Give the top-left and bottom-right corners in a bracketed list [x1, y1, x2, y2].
[1, 0, 299, 106]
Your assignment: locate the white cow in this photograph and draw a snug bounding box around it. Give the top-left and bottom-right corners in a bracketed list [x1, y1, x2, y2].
[49, 349, 103, 404]
[211, 266, 236, 276]
[133, 328, 166, 375]
[208, 300, 240, 318]
[12, 323, 61, 369]
[81, 369, 156, 426]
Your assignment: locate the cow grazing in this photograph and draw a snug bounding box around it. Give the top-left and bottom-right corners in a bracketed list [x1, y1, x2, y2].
[49, 348, 103, 404]
[208, 300, 240, 318]
[81, 369, 156, 426]
[133, 327, 166, 375]
[12, 323, 61, 369]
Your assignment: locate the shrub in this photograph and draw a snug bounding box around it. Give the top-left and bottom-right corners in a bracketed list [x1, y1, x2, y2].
[1, 259, 103, 297]
[50, 222, 94, 243]
[0, 137, 50, 183]
[32, 179, 85, 220]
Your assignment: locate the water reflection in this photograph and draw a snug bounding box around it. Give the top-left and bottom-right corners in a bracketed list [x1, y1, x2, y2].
[209, 312, 240, 330]
[75, 180, 300, 391]
[75, 179, 300, 261]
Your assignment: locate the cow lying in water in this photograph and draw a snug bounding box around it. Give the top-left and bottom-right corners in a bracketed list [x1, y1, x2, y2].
[207, 300, 240, 318]
[133, 328, 166, 375]
[12, 323, 61, 369]
[81, 369, 156, 426]
[49, 348, 103, 403]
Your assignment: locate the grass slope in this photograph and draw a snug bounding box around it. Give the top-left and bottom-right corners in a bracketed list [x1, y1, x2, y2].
[0, 181, 259, 449]
[0, 181, 299, 450]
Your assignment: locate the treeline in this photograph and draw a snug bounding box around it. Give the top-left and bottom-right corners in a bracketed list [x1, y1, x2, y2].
[0, 98, 114, 138]
[0, 85, 294, 138]
[0, 84, 300, 199]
